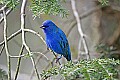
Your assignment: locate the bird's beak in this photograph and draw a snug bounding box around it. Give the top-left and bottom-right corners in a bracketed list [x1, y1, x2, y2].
[40, 25, 45, 29]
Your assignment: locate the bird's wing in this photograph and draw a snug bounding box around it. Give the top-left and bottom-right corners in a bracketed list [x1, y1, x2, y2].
[45, 28, 71, 60]
[57, 29, 70, 58]
[45, 33, 63, 54]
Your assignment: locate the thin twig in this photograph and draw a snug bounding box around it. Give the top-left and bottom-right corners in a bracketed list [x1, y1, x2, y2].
[0, 44, 5, 55]
[14, 45, 24, 80]
[0, 5, 7, 12]
[0, 28, 45, 46]
[79, 4, 103, 19]
[9, 54, 26, 58]
[0, 29, 22, 46]
[77, 38, 82, 60]
[0, 8, 12, 24]
[0, 28, 45, 58]
[44, 58, 56, 70]
[24, 29, 45, 44]
[3, 8, 11, 80]
[66, 21, 76, 37]
[71, 0, 90, 60]
[67, 4, 103, 38]
[32, 52, 49, 61]
[30, 50, 49, 80]
[20, 0, 40, 79]
[0, 29, 25, 58]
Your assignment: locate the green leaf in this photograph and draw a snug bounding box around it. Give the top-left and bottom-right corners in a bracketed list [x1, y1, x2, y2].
[0, 68, 7, 80]
[98, 0, 109, 6]
[0, 0, 19, 9]
[30, 0, 68, 18]
[40, 59, 120, 80]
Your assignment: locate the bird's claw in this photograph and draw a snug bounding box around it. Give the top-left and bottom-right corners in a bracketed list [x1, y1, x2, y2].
[55, 55, 62, 63]
[56, 58, 60, 63]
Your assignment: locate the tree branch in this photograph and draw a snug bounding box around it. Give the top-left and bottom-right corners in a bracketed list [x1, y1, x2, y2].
[0, 29, 45, 47]
[71, 0, 90, 60]
[0, 44, 5, 55]
[14, 45, 24, 80]
[0, 8, 12, 24]
[24, 29, 45, 44]
[30, 50, 49, 80]
[3, 8, 11, 80]
[0, 29, 22, 46]
[67, 4, 103, 38]
[20, 0, 40, 79]
[0, 28, 45, 59]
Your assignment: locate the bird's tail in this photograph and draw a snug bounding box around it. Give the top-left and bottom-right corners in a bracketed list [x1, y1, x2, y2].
[64, 52, 71, 61]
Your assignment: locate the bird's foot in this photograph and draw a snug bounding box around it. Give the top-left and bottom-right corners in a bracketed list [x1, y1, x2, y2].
[56, 58, 60, 63]
[55, 55, 62, 63]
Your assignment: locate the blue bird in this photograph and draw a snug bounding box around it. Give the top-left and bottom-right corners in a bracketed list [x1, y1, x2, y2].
[40, 20, 71, 61]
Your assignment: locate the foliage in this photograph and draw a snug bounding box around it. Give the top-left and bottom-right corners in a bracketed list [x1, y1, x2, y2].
[0, 68, 8, 80]
[97, 0, 120, 6]
[0, 0, 68, 18]
[40, 59, 120, 80]
[98, 0, 109, 6]
[30, 0, 68, 18]
[0, 0, 19, 8]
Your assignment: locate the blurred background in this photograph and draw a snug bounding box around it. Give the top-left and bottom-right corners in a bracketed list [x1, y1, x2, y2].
[0, 0, 120, 80]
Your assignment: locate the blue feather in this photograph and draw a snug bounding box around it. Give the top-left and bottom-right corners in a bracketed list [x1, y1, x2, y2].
[40, 20, 71, 61]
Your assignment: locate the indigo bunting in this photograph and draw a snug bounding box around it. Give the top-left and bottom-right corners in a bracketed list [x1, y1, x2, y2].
[40, 20, 71, 61]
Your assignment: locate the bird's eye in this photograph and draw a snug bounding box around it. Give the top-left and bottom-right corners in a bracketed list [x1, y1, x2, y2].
[40, 25, 49, 29]
[42, 26, 45, 28]
[40, 25, 46, 29]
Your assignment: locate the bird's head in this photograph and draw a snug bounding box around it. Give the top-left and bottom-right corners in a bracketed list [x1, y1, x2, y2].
[40, 20, 58, 32]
